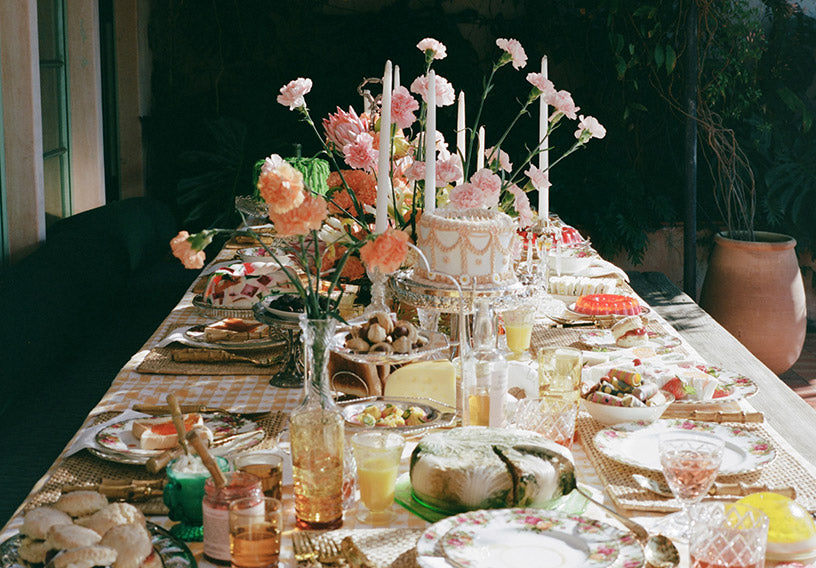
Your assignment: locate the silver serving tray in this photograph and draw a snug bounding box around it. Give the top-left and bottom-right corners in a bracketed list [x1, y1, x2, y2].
[338, 396, 456, 435]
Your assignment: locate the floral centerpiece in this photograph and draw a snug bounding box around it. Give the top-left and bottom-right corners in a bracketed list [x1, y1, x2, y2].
[169, 36, 605, 530]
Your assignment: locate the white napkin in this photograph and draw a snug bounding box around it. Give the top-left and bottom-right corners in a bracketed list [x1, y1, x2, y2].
[573, 259, 630, 282]
[156, 325, 200, 349]
[66, 409, 150, 457]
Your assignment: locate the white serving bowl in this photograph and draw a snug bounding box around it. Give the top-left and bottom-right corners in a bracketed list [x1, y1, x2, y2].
[581, 390, 675, 426]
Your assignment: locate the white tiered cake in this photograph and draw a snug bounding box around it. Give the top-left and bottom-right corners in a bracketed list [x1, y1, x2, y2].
[415, 209, 518, 288]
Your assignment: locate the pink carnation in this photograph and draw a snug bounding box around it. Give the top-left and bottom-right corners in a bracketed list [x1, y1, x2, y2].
[485, 146, 512, 173]
[323, 106, 370, 149]
[436, 153, 463, 185]
[508, 184, 533, 227]
[404, 160, 425, 183]
[416, 38, 447, 60]
[268, 194, 328, 237]
[449, 182, 486, 209]
[410, 74, 456, 107]
[526, 73, 556, 99]
[277, 77, 312, 110]
[257, 159, 305, 214]
[575, 114, 607, 140]
[525, 164, 551, 191]
[469, 168, 501, 207]
[360, 228, 410, 274]
[496, 38, 527, 69]
[391, 86, 420, 129]
[170, 231, 206, 269]
[549, 89, 580, 120]
[342, 132, 378, 171]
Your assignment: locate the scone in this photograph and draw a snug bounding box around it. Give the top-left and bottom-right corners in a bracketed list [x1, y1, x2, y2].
[51, 545, 118, 568]
[47, 523, 102, 550]
[77, 502, 145, 537]
[100, 523, 153, 568]
[54, 490, 109, 518]
[20, 506, 73, 540]
[18, 537, 51, 564]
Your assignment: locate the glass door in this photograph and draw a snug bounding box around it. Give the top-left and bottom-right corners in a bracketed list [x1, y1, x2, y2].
[38, 0, 72, 226]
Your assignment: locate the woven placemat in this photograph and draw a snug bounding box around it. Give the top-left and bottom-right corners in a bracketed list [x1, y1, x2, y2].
[136, 345, 284, 375]
[22, 411, 287, 515]
[576, 413, 816, 513]
[322, 528, 423, 568]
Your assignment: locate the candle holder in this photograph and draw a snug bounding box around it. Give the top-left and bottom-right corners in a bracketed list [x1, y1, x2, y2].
[363, 266, 389, 317]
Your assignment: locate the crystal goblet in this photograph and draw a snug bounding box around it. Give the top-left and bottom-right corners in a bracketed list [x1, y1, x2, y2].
[657, 432, 725, 542]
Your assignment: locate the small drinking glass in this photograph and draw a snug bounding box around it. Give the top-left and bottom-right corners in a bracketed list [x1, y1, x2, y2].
[507, 396, 579, 449]
[351, 431, 405, 525]
[537, 347, 582, 399]
[689, 502, 769, 568]
[657, 432, 725, 541]
[234, 451, 284, 500]
[229, 496, 282, 568]
[503, 305, 536, 360]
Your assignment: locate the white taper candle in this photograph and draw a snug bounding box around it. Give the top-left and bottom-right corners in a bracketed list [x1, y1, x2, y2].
[393, 65, 400, 89]
[425, 70, 437, 212]
[538, 55, 550, 219]
[375, 60, 392, 233]
[476, 126, 485, 170]
[456, 91, 466, 183]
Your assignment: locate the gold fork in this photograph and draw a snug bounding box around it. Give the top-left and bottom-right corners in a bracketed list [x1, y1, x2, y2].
[311, 534, 345, 565]
[292, 532, 319, 567]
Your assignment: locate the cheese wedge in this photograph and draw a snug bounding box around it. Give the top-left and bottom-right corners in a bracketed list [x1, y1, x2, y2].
[384, 360, 456, 407]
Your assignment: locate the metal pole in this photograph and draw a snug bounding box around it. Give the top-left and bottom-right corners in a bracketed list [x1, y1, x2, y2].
[684, 0, 698, 298]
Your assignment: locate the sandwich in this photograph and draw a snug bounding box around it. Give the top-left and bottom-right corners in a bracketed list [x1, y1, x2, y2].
[611, 316, 648, 347]
[131, 414, 212, 450]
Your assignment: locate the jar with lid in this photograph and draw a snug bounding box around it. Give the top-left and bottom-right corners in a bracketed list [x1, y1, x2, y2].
[202, 471, 263, 565]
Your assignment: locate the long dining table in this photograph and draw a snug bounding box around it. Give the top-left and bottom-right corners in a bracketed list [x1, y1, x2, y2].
[2, 241, 816, 568]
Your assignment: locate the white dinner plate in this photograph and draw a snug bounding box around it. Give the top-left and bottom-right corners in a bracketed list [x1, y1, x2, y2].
[91, 412, 264, 465]
[593, 419, 776, 475]
[416, 509, 645, 568]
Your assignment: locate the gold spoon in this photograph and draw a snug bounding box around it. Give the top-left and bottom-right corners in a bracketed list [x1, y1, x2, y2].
[574, 486, 680, 568]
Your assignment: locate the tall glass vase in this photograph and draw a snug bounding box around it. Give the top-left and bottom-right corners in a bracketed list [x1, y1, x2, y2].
[290, 314, 345, 530]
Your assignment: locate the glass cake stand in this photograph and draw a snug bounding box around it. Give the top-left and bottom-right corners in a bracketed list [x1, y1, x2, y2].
[252, 301, 303, 388]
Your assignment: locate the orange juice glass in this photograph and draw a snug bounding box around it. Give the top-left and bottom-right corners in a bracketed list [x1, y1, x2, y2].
[351, 431, 405, 525]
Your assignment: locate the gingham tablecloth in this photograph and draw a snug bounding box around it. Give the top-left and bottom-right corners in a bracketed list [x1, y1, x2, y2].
[4, 247, 814, 568]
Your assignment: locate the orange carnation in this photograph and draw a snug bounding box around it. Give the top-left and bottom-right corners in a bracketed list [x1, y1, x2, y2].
[268, 194, 328, 237]
[321, 246, 366, 281]
[257, 160, 305, 214]
[359, 228, 410, 274]
[170, 231, 206, 269]
[327, 170, 378, 214]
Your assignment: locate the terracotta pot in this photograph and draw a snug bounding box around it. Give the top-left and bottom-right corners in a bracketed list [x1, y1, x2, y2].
[699, 232, 806, 374]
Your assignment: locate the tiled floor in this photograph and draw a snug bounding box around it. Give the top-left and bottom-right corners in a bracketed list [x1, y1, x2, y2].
[780, 325, 816, 409]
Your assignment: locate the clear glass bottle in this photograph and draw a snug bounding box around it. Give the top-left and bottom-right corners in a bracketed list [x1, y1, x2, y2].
[289, 315, 345, 530]
[463, 300, 508, 427]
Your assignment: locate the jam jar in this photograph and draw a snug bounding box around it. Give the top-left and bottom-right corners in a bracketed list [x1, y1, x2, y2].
[202, 471, 262, 564]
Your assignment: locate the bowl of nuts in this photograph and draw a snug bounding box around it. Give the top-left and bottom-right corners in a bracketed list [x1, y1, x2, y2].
[332, 311, 450, 365]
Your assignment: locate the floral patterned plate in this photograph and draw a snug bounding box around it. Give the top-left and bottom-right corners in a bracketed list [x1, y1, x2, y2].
[578, 329, 683, 353]
[593, 419, 776, 475]
[669, 363, 759, 404]
[91, 412, 264, 465]
[416, 508, 645, 568]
